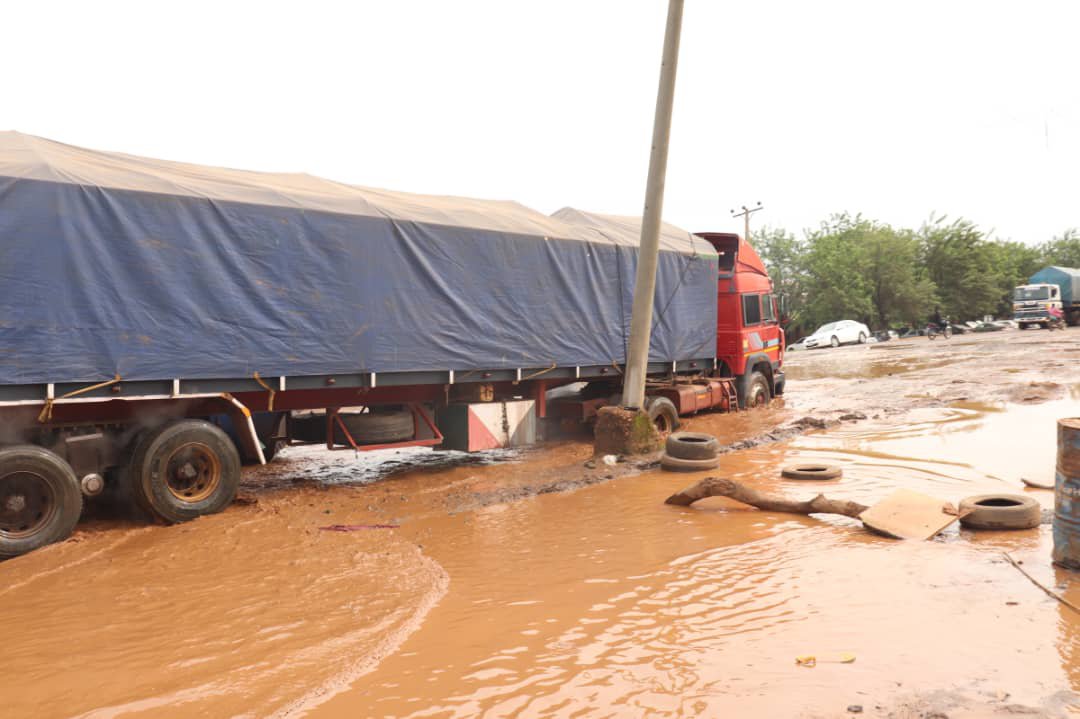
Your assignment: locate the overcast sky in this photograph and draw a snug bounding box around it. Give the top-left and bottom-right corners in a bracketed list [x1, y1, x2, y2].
[5, 1, 1077, 243]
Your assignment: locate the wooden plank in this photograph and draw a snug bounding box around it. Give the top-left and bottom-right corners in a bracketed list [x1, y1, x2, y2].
[859, 488, 967, 540]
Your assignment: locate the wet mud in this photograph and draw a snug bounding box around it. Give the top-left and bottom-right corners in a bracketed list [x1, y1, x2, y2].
[3, 328, 1080, 718]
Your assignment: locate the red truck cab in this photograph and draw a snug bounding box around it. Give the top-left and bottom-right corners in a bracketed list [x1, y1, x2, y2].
[696, 232, 785, 407]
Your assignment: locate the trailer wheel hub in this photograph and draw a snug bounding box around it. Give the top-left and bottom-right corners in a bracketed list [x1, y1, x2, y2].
[164, 443, 221, 503]
[0, 471, 57, 538]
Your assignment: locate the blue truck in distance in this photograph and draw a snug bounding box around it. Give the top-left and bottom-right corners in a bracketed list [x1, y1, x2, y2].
[1013, 266, 1080, 328]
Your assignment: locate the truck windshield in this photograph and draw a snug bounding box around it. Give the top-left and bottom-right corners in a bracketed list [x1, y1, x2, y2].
[1014, 287, 1050, 301]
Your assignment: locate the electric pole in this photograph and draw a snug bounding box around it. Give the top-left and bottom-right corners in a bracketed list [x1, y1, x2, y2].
[731, 202, 763, 242]
[621, 0, 685, 410]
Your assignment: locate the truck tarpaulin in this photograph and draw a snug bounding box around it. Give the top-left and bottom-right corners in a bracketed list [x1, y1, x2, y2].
[0, 133, 718, 386]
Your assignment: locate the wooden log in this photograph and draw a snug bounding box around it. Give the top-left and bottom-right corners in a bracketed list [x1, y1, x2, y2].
[665, 477, 869, 519]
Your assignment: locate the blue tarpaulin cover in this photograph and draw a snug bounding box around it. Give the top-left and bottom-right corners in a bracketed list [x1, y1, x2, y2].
[1029, 266, 1080, 306]
[0, 133, 718, 385]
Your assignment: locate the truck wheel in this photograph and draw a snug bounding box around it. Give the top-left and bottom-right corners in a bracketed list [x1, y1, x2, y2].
[645, 397, 680, 435]
[858, 332, 867, 344]
[129, 420, 240, 524]
[0, 446, 83, 558]
[830, 336, 839, 348]
[738, 371, 771, 409]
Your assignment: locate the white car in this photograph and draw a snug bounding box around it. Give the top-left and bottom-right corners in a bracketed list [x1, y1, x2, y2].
[803, 320, 871, 349]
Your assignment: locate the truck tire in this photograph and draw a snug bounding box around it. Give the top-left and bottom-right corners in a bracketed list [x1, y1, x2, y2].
[0, 445, 84, 558]
[665, 432, 720, 460]
[830, 336, 840, 348]
[858, 332, 867, 344]
[645, 397, 680, 434]
[660, 453, 720, 472]
[290, 408, 416, 445]
[334, 408, 415, 445]
[129, 420, 241, 524]
[781, 464, 843, 480]
[958, 494, 1041, 530]
[738, 370, 771, 409]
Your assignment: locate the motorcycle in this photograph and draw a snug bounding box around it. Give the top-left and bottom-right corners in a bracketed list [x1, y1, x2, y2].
[927, 320, 953, 340]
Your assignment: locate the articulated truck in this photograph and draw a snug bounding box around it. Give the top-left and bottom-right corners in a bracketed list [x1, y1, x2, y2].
[0, 133, 784, 557]
[1013, 266, 1080, 328]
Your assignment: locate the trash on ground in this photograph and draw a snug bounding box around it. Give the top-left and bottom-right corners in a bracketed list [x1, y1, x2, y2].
[1002, 553, 1080, 614]
[667, 480, 966, 540]
[957, 494, 1041, 530]
[661, 432, 721, 472]
[795, 653, 856, 667]
[859, 489, 968, 540]
[1021, 477, 1055, 490]
[781, 463, 843, 480]
[319, 524, 400, 532]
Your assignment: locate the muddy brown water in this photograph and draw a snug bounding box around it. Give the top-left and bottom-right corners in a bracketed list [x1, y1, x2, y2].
[3, 330, 1080, 718]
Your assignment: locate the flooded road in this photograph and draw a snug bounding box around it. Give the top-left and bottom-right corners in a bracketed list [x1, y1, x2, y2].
[3, 329, 1080, 717]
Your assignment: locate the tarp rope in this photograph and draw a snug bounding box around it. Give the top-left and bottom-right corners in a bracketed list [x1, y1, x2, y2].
[513, 363, 557, 385]
[38, 374, 122, 422]
[252, 372, 276, 411]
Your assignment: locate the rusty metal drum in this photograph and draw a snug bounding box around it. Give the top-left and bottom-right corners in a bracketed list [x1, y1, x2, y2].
[1053, 418, 1080, 570]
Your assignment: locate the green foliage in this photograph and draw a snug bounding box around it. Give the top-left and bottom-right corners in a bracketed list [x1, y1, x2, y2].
[753, 225, 804, 321]
[1038, 229, 1080, 268]
[754, 213, 1075, 336]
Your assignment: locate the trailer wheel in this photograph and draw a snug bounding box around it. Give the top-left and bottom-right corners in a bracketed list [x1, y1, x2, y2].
[0, 446, 83, 558]
[645, 397, 680, 435]
[129, 420, 240, 524]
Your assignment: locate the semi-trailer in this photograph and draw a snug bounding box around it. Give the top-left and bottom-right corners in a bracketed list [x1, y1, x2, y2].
[0, 133, 785, 557]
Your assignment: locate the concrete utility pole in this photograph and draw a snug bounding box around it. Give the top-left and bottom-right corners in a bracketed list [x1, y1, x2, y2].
[621, 0, 685, 410]
[731, 202, 764, 243]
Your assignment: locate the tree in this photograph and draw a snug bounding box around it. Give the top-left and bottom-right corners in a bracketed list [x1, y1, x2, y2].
[1039, 229, 1080, 268]
[799, 214, 934, 331]
[753, 225, 805, 323]
[800, 214, 875, 330]
[918, 215, 1001, 321]
[985, 240, 1043, 316]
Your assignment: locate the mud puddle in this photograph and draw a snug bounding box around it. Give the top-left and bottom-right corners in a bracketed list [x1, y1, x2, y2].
[4, 330, 1080, 717]
[300, 397, 1079, 718]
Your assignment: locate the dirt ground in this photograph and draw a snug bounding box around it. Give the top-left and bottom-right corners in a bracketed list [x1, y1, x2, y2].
[3, 328, 1080, 718]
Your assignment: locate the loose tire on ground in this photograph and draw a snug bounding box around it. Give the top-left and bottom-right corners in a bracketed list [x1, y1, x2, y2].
[781, 464, 843, 480]
[958, 494, 1041, 530]
[738, 370, 772, 409]
[665, 432, 721, 460]
[0, 445, 84, 558]
[660, 453, 720, 472]
[129, 419, 241, 524]
[645, 397, 680, 435]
